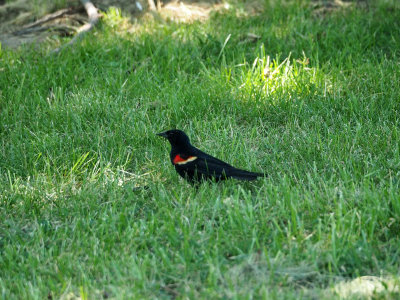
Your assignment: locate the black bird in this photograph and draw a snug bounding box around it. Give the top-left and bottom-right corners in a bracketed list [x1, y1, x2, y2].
[157, 129, 264, 183]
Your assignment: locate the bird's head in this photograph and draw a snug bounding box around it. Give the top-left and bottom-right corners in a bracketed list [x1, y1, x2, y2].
[157, 129, 191, 147]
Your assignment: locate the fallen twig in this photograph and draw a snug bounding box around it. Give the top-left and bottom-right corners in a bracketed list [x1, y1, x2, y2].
[17, 7, 77, 31]
[52, 0, 101, 54]
[13, 24, 77, 36]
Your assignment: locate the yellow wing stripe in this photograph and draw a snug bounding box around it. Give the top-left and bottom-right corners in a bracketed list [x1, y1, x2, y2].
[175, 156, 198, 165]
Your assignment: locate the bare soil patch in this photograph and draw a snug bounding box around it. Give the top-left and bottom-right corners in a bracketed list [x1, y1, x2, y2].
[0, 0, 224, 49]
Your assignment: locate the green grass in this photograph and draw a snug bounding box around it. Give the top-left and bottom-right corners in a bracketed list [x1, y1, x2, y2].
[1, 0, 400, 298]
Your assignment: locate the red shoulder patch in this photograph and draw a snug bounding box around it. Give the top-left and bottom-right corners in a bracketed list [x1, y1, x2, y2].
[173, 155, 197, 165]
[173, 154, 186, 164]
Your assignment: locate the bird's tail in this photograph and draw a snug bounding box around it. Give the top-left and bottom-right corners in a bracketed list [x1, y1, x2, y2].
[227, 168, 265, 181]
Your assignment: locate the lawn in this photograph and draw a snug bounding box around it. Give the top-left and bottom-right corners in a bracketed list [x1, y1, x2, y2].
[1, 0, 400, 298]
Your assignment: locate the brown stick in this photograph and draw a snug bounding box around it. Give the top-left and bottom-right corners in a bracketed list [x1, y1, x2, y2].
[52, 0, 101, 54]
[13, 24, 77, 35]
[20, 8, 75, 30]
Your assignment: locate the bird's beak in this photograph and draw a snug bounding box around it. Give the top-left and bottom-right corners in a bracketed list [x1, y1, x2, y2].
[157, 131, 168, 138]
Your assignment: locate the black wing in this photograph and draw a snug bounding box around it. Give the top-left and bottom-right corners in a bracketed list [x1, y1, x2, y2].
[177, 156, 263, 181]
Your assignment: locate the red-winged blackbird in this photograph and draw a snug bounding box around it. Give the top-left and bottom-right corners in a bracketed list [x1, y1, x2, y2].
[157, 129, 265, 183]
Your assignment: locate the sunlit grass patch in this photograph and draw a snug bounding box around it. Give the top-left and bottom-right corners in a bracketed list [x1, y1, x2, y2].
[102, 6, 135, 33]
[233, 48, 331, 103]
